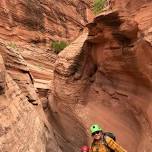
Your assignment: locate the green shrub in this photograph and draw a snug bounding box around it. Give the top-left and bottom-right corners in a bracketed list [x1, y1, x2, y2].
[51, 41, 68, 54]
[93, 0, 107, 15]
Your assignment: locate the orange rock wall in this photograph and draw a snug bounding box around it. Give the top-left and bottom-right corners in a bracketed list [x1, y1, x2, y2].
[0, 0, 92, 42]
[54, 2, 152, 152]
[0, 1, 92, 152]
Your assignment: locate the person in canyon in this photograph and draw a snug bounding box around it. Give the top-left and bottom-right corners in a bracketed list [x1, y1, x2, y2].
[90, 124, 127, 152]
[80, 145, 90, 152]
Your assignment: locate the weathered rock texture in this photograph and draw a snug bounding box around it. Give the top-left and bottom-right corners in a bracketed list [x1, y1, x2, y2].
[0, 42, 47, 152]
[54, 1, 152, 152]
[0, 0, 93, 43]
[0, 1, 92, 152]
[1, 0, 152, 152]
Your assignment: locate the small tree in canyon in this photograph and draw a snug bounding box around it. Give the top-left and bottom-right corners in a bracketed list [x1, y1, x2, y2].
[93, 0, 107, 15]
[51, 41, 68, 54]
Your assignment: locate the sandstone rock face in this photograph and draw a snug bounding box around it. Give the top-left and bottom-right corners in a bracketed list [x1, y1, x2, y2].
[0, 0, 93, 43]
[1, 0, 152, 152]
[0, 42, 45, 152]
[54, 2, 152, 152]
[112, 0, 151, 12]
[0, 1, 93, 152]
[0, 40, 63, 152]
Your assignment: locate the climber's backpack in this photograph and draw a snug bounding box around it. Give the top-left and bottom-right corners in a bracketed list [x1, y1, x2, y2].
[104, 132, 116, 141]
[103, 132, 116, 152]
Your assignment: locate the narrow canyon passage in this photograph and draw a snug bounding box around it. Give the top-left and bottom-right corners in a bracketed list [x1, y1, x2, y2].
[0, 0, 152, 152]
[53, 6, 152, 151]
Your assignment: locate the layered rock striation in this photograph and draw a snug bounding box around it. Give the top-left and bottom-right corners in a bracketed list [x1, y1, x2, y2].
[0, 0, 93, 43]
[54, 1, 152, 152]
[0, 0, 152, 152]
[0, 0, 92, 152]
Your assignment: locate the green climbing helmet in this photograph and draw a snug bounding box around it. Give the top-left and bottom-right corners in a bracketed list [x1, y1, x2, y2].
[90, 124, 103, 134]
